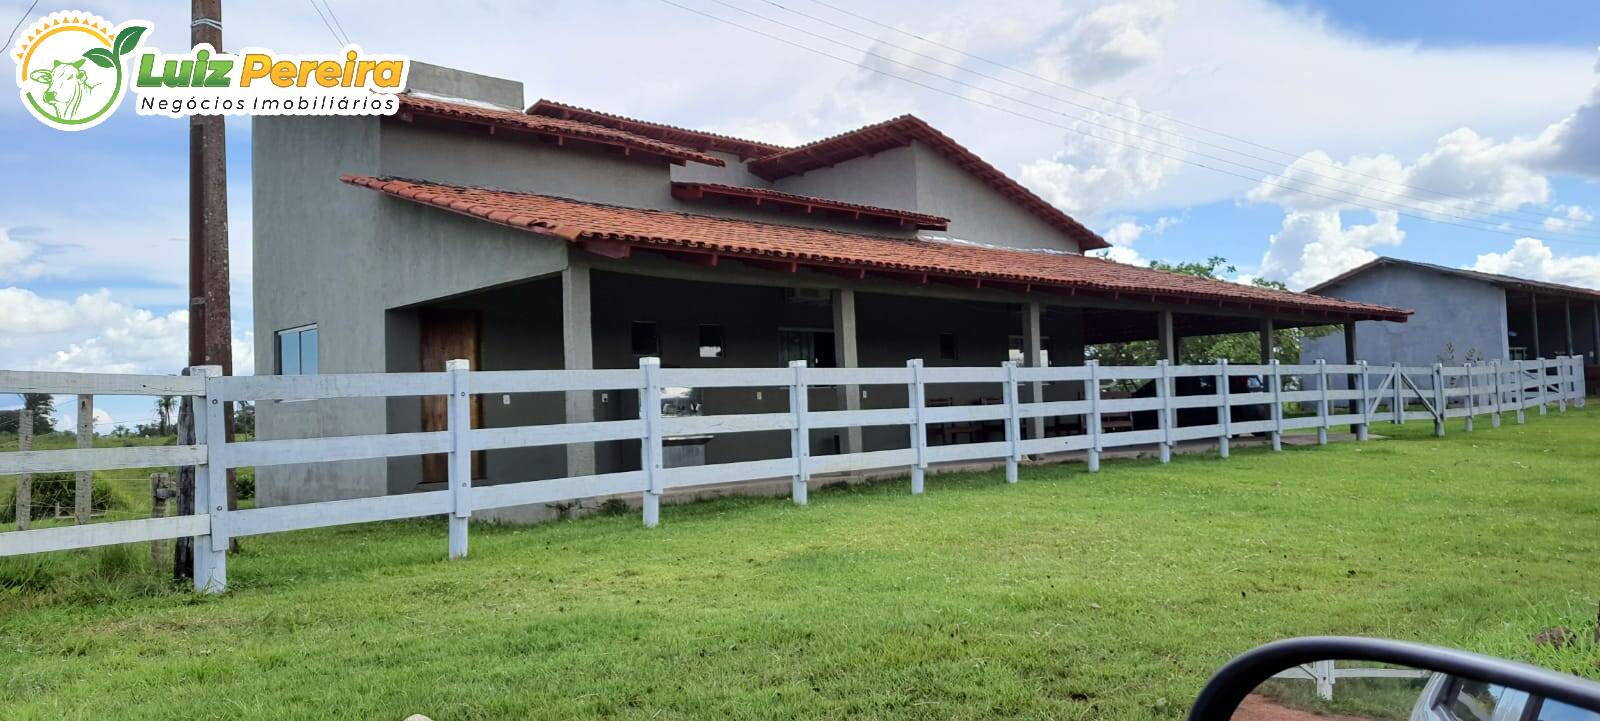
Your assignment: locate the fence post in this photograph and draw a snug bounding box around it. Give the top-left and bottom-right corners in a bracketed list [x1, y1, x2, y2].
[1515, 360, 1527, 424]
[1216, 359, 1231, 459]
[639, 357, 663, 526]
[1316, 359, 1329, 445]
[1315, 659, 1336, 700]
[1086, 359, 1102, 472]
[1490, 360, 1503, 428]
[1576, 356, 1588, 407]
[1269, 359, 1283, 452]
[1557, 357, 1568, 413]
[1432, 363, 1446, 437]
[191, 365, 227, 593]
[1003, 361, 1020, 484]
[14, 409, 30, 530]
[1538, 358, 1549, 416]
[75, 394, 93, 523]
[1157, 359, 1172, 463]
[1392, 362, 1404, 426]
[1355, 361, 1369, 441]
[789, 360, 810, 505]
[907, 359, 927, 494]
[446, 358, 472, 559]
[1463, 362, 1475, 432]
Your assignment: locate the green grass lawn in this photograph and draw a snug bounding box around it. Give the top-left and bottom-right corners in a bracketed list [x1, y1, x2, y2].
[3, 407, 1599, 720]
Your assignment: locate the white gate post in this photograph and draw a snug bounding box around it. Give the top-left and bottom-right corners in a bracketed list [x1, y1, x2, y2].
[789, 360, 810, 505]
[1086, 359, 1102, 472]
[639, 357, 663, 526]
[1463, 362, 1475, 432]
[190, 365, 227, 593]
[1216, 359, 1231, 459]
[1003, 361, 1021, 484]
[1157, 359, 1172, 463]
[1557, 357, 1568, 413]
[1432, 363, 1446, 437]
[1355, 361, 1369, 441]
[1269, 359, 1283, 452]
[1490, 360, 1503, 428]
[1576, 356, 1588, 407]
[1316, 359, 1329, 445]
[445, 358, 472, 559]
[1515, 360, 1527, 424]
[907, 359, 928, 494]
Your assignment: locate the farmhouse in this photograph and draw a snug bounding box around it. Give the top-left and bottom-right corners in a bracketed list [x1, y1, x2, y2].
[1303, 257, 1600, 376]
[252, 63, 1409, 515]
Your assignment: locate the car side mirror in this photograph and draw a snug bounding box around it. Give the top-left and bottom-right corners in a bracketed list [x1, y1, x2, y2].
[1190, 637, 1600, 721]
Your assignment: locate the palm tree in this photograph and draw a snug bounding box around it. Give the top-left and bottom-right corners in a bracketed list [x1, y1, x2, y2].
[155, 395, 176, 435]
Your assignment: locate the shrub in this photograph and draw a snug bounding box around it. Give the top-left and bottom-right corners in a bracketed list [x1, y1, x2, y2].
[234, 467, 256, 500]
[0, 473, 123, 523]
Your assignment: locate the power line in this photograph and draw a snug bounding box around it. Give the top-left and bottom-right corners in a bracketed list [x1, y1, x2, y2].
[693, 0, 1600, 242]
[3, 0, 40, 50]
[789, 0, 1580, 231]
[318, 0, 353, 45]
[306, 0, 346, 47]
[652, 0, 1600, 247]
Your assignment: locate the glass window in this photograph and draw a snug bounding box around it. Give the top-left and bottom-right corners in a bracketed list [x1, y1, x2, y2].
[698, 324, 724, 359]
[276, 325, 317, 375]
[1537, 699, 1600, 721]
[631, 321, 658, 357]
[938, 332, 958, 361]
[1444, 679, 1527, 721]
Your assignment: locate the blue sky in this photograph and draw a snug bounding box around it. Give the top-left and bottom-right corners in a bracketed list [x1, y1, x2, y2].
[3, 0, 1599, 428]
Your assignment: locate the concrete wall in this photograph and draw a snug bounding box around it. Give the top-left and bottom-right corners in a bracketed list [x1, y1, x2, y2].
[771, 145, 920, 213]
[1304, 263, 1509, 366]
[910, 144, 1080, 253]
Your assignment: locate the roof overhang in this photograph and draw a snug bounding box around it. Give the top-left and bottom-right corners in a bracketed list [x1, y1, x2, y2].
[342, 175, 1412, 324]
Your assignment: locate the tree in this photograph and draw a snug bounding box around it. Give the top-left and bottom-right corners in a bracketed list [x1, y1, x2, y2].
[1086, 257, 1333, 370]
[1, 394, 56, 435]
[233, 401, 255, 437]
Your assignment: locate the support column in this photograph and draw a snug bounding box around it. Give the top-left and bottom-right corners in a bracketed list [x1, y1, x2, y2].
[1344, 321, 1362, 434]
[1564, 297, 1575, 356]
[831, 288, 862, 455]
[1258, 319, 1275, 363]
[1592, 301, 1600, 365]
[562, 262, 596, 477]
[1157, 310, 1177, 362]
[1530, 294, 1542, 360]
[1023, 301, 1044, 441]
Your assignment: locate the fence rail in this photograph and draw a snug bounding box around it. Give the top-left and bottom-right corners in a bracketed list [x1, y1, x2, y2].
[0, 355, 1586, 593]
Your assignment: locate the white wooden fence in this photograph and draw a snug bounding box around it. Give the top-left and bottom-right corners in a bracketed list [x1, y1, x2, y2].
[1273, 660, 1434, 700]
[0, 355, 1586, 593]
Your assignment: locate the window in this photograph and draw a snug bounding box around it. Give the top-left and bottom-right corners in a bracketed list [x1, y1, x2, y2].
[276, 324, 318, 375]
[631, 321, 659, 357]
[698, 324, 724, 359]
[1443, 678, 1525, 721]
[780, 329, 836, 367]
[1007, 335, 1051, 367]
[938, 332, 958, 361]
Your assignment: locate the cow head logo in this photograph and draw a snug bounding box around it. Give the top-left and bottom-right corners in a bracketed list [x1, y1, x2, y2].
[12, 12, 149, 131]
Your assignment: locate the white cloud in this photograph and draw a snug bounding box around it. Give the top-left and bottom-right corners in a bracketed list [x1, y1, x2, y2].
[1030, 1, 1175, 86]
[1258, 210, 1405, 290]
[1468, 237, 1600, 289]
[1020, 98, 1187, 219]
[1542, 204, 1594, 233]
[0, 287, 251, 377]
[1090, 214, 1179, 266]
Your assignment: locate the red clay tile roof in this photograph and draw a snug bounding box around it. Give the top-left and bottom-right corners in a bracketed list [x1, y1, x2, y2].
[396, 95, 725, 167]
[672, 182, 949, 230]
[746, 115, 1110, 251]
[528, 99, 786, 160]
[341, 175, 1410, 323]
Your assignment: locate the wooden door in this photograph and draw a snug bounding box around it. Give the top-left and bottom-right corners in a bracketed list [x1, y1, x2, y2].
[420, 310, 484, 483]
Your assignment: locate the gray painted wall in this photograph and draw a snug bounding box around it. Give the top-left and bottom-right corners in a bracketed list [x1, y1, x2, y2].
[772, 144, 921, 214]
[406, 61, 524, 109]
[1304, 263, 1510, 367]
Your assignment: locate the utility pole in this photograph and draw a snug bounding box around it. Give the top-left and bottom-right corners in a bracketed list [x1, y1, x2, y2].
[177, 0, 236, 581]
